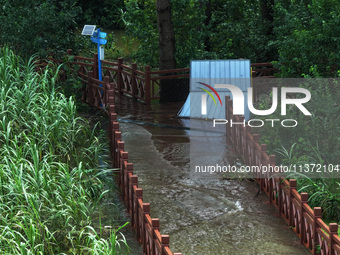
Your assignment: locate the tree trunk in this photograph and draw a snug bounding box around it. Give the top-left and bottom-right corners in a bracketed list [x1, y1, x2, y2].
[260, 0, 274, 36]
[204, 0, 212, 52]
[156, 0, 176, 70]
[260, 0, 275, 60]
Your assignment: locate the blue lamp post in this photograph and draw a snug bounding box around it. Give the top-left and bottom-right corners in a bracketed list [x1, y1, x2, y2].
[81, 25, 107, 82]
[91, 28, 107, 82]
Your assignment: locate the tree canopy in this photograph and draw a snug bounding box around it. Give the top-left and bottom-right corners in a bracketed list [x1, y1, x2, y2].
[1, 0, 340, 77]
[122, 0, 340, 77]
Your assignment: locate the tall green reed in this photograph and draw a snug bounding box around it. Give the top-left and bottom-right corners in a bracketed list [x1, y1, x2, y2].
[0, 47, 129, 254]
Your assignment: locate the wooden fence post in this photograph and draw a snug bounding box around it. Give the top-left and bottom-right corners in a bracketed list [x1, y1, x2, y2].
[289, 179, 297, 227]
[131, 63, 138, 100]
[135, 188, 143, 237]
[117, 58, 123, 95]
[67, 49, 73, 55]
[237, 116, 245, 155]
[142, 203, 151, 252]
[260, 144, 267, 186]
[120, 150, 128, 195]
[93, 53, 98, 79]
[278, 177, 283, 217]
[313, 207, 322, 255]
[152, 219, 160, 253]
[87, 71, 94, 106]
[111, 122, 119, 160]
[161, 235, 170, 254]
[124, 162, 133, 209]
[225, 96, 230, 136]
[108, 89, 115, 106]
[252, 134, 259, 166]
[145, 65, 151, 104]
[300, 193, 308, 245]
[226, 97, 233, 144]
[244, 125, 251, 165]
[130, 175, 138, 222]
[115, 133, 123, 169]
[329, 223, 338, 255]
[268, 155, 276, 203]
[104, 76, 109, 106]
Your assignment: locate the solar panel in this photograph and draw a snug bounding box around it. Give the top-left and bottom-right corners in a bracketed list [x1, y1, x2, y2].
[81, 25, 96, 36]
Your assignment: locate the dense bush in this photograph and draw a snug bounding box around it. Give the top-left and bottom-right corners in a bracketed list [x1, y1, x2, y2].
[273, 0, 340, 77]
[121, 0, 270, 68]
[254, 79, 340, 221]
[0, 0, 81, 57]
[77, 0, 125, 29]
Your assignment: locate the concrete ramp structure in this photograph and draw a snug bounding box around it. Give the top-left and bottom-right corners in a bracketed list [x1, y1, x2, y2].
[178, 60, 251, 120]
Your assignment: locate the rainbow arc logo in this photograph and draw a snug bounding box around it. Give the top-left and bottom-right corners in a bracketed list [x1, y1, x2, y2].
[197, 82, 223, 115]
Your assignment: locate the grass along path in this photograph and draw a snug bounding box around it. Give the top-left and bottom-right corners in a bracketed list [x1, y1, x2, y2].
[0, 47, 128, 254]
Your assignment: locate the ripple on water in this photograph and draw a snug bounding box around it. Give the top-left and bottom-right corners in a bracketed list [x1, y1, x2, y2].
[118, 110, 310, 255]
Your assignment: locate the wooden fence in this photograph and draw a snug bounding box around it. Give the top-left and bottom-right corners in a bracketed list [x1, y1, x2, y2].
[74, 53, 340, 254]
[98, 85, 181, 255]
[67, 50, 277, 106]
[67, 50, 189, 105]
[251, 62, 278, 77]
[225, 95, 340, 255]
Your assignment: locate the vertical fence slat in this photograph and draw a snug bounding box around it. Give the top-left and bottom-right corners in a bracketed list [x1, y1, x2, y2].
[130, 175, 138, 224]
[124, 162, 133, 209]
[145, 65, 151, 104]
[142, 203, 150, 253]
[313, 207, 322, 255]
[117, 58, 123, 95]
[131, 63, 137, 100]
[87, 71, 94, 106]
[93, 53, 98, 79]
[269, 154, 275, 203]
[330, 223, 338, 255]
[300, 193, 308, 245]
[289, 180, 297, 227]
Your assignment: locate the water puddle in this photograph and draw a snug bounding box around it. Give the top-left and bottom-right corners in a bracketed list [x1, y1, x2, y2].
[114, 97, 310, 255]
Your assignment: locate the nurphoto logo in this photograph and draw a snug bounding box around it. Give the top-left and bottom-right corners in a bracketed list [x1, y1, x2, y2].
[199, 82, 312, 128]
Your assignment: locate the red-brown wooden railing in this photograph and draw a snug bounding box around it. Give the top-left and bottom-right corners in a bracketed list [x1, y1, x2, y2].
[67, 50, 189, 105]
[105, 89, 182, 255]
[225, 95, 340, 255]
[67, 50, 277, 105]
[40, 51, 340, 254]
[72, 53, 340, 255]
[251, 62, 278, 77]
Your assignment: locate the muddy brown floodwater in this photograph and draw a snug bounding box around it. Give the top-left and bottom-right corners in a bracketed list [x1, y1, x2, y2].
[114, 97, 310, 255]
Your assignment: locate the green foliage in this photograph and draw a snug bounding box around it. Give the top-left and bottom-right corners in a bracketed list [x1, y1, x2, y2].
[171, 0, 209, 67]
[121, 0, 276, 68]
[0, 47, 128, 254]
[256, 80, 340, 164]
[122, 0, 159, 66]
[297, 177, 340, 222]
[0, 0, 81, 57]
[119, 0, 340, 77]
[273, 0, 340, 77]
[209, 0, 273, 62]
[77, 0, 125, 29]
[254, 79, 340, 221]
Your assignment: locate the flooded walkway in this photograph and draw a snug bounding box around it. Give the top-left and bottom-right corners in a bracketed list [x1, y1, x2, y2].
[114, 97, 310, 255]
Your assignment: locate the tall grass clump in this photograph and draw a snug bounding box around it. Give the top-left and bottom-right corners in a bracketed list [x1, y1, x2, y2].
[0, 47, 128, 254]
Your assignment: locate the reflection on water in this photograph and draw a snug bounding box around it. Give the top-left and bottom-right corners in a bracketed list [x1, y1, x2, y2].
[114, 97, 310, 255]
